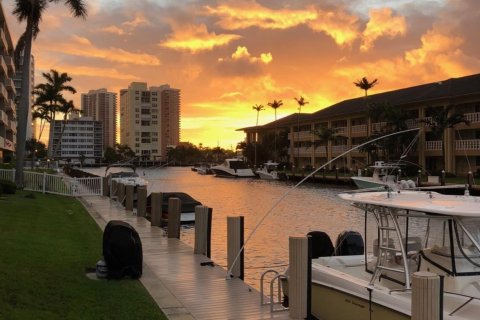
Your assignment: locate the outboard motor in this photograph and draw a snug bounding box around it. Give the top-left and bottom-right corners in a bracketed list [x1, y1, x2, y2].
[334, 230, 364, 256]
[103, 220, 143, 279]
[307, 231, 334, 259]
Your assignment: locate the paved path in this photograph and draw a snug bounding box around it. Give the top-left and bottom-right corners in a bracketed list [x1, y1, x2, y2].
[80, 196, 292, 320]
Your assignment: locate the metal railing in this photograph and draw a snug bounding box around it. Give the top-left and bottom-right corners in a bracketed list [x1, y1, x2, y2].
[0, 169, 102, 197]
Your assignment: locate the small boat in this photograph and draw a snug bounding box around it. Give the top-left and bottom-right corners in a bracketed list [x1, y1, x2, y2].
[146, 192, 202, 224]
[281, 189, 480, 319]
[351, 161, 410, 189]
[196, 164, 213, 175]
[210, 158, 255, 178]
[107, 171, 148, 187]
[256, 161, 281, 180]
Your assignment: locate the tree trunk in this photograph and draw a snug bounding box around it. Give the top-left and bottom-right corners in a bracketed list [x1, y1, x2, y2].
[14, 21, 34, 188]
[51, 115, 67, 159]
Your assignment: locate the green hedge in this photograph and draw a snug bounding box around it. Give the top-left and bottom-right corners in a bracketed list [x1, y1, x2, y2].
[0, 179, 16, 194]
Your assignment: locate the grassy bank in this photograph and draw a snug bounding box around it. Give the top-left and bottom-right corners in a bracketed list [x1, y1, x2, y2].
[0, 191, 166, 320]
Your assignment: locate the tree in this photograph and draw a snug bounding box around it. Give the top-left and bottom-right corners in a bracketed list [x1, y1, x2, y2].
[354, 77, 378, 97]
[267, 99, 283, 161]
[294, 96, 309, 168]
[13, 0, 87, 187]
[422, 105, 470, 171]
[313, 126, 340, 160]
[252, 104, 265, 167]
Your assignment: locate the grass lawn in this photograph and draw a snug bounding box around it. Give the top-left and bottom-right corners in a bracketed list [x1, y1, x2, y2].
[0, 191, 167, 320]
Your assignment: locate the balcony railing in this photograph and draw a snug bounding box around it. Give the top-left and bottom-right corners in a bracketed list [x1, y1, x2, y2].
[456, 139, 480, 150]
[288, 131, 313, 141]
[314, 147, 327, 155]
[0, 109, 8, 124]
[464, 112, 480, 124]
[334, 127, 347, 135]
[4, 138, 14, 151]
[0, 56, 7, 75]
[0, 83, 7, 100]
[406, 118, 420, 129]
[372, 122, 386, 132]
[425, 140, 442, 150]
[351, 124, 367, 134]
[291, 147, 313, 156]
[332, 145, 348, 153]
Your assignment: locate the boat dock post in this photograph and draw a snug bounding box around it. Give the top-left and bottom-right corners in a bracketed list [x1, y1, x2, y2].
[117, 183, 126, 205]
[150, 192, 162, 226]
[125, 185, 134, 211]
[194, 206, 212, 258]
[102, 176, 109, 196]
[288, 236, 312, 319]
[136, 186, 147, 217]
[411, 271, 442, 320]
[227, 216, 244, 280]
[167, 198, 181, 239]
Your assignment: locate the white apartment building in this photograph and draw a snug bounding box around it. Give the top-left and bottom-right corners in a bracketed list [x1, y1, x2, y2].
[120, 82, 180, 162]
[0, 3, 17, 162]
[13, 51, 35, 140]
[48, 113, 103, 164]
[81, 88, 117, 150]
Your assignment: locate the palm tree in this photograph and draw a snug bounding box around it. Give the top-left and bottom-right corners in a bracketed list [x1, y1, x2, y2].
[267, 99, 283, 161]
[354, 77, 378, 97]
[51, 100, 80, 159]
[313, 125, 339, 156]
[422, 105, 470, 171]
[13, 1, 87, 187]
[294, 96, 309, 168]
[30, 103, 52, 168]
[252, 104, 265, 167]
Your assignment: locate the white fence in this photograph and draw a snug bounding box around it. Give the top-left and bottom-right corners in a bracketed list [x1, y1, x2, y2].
[0, 169, 102, 197]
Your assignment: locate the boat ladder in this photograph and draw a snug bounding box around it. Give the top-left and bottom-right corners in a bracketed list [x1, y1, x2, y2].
[371, 208, 411, 289]
[260, 270, 288, 313]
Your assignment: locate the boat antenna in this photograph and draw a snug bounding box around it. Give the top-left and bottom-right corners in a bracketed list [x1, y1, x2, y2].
[226, 127, 421, 279]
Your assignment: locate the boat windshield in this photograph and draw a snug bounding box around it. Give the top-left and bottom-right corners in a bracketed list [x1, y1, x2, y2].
[229, 160, 250, 170]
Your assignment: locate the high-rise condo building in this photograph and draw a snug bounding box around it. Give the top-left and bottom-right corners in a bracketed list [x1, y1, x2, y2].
[14, 51, 35, 140]
[81, 88, 117, 150]
[120, 82, 180, 162]
[0, 3, 17, 162]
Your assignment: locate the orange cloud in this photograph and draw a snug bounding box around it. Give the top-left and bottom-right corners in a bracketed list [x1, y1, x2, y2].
[205, 2, 317, 30]
[102, 25, 128, 36]
[405, 29, 463, 65]
[122, 12, 151, 28]
[308, 9, 360, 46]
[160, 24, 241, 53]
[361, 8, 407, 52]
[38, 35, 161, 66]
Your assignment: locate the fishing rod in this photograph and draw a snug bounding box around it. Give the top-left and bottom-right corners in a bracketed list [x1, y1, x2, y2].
[226, 127, 420, 278]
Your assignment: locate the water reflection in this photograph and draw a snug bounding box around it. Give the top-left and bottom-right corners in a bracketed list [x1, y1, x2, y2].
[87, 166, 363, 289]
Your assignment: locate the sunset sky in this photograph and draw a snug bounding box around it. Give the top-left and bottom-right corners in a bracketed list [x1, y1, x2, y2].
[3, 0, 480, 148]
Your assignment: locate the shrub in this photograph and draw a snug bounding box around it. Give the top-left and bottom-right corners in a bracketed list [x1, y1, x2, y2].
[0, 179, 16, 194]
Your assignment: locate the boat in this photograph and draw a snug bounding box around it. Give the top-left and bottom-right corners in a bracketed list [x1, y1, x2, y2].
[210, 158, 255, 178]
[196, 164, 213, 175]
[107, 171, 148, 188]
[282, 189, 480, 319]
[146, 192, 202, 224]
[351, 161, 414, 190]
[256, 161, 280, 180]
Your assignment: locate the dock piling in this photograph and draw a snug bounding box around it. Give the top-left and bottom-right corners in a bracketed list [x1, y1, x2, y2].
[125, 185, 134, 211]
[167, 198, 182, 239]
[411, 271, 442, 320]
[288, 236, 311, 319]
[227, 216, 244, 280]
[194, 206, 212, 257]
[150, 192, 162, 227]
[136, 186, 147, 217]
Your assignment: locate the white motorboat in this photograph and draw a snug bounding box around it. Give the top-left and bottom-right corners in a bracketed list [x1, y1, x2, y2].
[108, 171, 148, 187]
[351, 161, 414, 190]
[283, 190, 480, 319]
[210, 158, 255, 178]
[256, 161, 281, 180]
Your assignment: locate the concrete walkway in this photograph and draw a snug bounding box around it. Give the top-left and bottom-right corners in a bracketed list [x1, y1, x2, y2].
[80, 195, 292, 320]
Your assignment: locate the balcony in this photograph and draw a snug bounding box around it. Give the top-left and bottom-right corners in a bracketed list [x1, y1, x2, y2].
[372, 122, 386, 132]
[6, 99, 14, 111]
[351, 124, 367, 134]
[456, 139, 480, 150]
[333, 127, 347, 135]
[4, 78, 15, 94]
[406, 118, 420, 129]
[0, 82, 7, 100]
[314, 147, 327, 155]
[332, 145, 348, 153]
[3, 56, 15, 74]
[7, 120, 16, 133]
[425, 140, 442, 151]
[288, 131, 313, 141]
[464, 112, 480, 124]
[0, 29, 7, 51]
[291, 147, 313, 156]
[0, 109, 7, 124]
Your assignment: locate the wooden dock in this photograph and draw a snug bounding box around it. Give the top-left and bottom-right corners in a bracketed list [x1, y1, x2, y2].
[80, 195, 292, 320]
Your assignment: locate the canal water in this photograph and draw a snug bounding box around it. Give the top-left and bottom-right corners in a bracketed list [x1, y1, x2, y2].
[85, 166, 363, 289]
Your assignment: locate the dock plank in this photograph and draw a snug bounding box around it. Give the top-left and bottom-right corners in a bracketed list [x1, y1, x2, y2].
[81, 196, 292, 320]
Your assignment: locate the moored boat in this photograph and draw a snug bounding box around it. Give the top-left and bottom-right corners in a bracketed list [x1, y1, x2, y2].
[256, 161, 282, 180]
[282, 189, 480, 319]
[146, 192, 202, 224]
[210, 158, 255, 178]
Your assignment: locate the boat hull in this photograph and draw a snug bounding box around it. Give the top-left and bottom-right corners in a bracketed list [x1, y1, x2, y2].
[311, 283, 408, 320]
[351, 177, 387, 189]
[257, 171, 278, 180]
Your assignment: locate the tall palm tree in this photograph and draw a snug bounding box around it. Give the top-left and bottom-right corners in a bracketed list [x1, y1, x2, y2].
[13, 0, 87, 187]
[267, 99, 283, 161]
[294, 96, 309, 168]
[422, 105, 469, 171]
[51, 100, 80, 159]
[252, 104, 265, 167]
[354, 77, 378, 97]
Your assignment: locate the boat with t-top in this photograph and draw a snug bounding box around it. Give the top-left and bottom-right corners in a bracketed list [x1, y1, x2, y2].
[281, 189, 480, 319]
